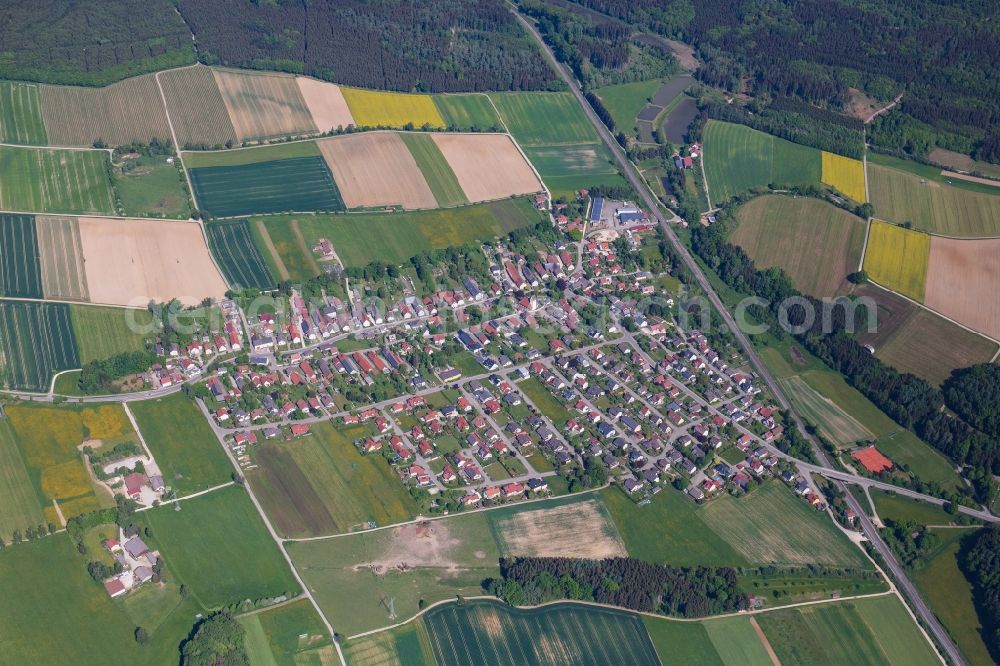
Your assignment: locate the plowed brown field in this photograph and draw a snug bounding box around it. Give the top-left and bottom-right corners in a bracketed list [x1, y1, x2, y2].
[317, 132, 436, 209]
[432, 133, 542, 202]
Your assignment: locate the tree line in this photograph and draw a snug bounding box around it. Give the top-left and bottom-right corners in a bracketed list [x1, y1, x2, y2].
[486, 556, 748, 618]
[962, 526, 1000, 662]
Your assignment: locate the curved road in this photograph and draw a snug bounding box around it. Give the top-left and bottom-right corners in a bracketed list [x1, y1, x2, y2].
[512, 9, 964, 664]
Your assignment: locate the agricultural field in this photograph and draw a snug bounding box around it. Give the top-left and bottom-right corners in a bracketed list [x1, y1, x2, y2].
[261, 197, 543, 268]
[0, 533, 201, 665]
[182, 139, 322, 168]
[113, 154, 191, 218]
[489, 498, 627, 559]
[317, 132, 437, 209]
[213, 69, 317, 142]
[423, 600, 661, 666]
[343, 617, 435, 666]
[929, 147, 1000, 179]
[779, 375, 874, 447]
[757, 595, 938, 666]
[341, 88, 445, 129]
[0, 300, 80, 392]
[643, 616, 737, 666]
[239, 599, 334, 665]
[247, 217, 313, 283]
[400, 132, 467, 207]
[703, 617, 775, 666]
[159, 65, 237, 148]
[821, 151, 867, 202]
[38, 74, 171, 147]
[140, 485, 300, 609]
[189, 155, 344, 218]
[248, 421, 420, 538]
[0, 146, 114, 214]
[69, 305, 153, 364]
[296, 77, 355, 133]
[0, 213, 43, 298]
[924, 236, 1000, 340]
[431, 133, 543, 202]
[731, 195, 867, 297]
[869, 489, 953, 525]
[129, 393, 234, 495]
[206, 219, 277, 291]
[867, 157, 1000, 236]
[433, 94, 502, 130]
[0, 81, 47, 145]
[489, 92, 599, 146]
[594, 78, 666, 136]
[35, 215, 89, 301]
[703, 121, 822, 202]
[862, 220, 930, 301]
[700, 482, 869, 567]
[78, 217, 228, 307]
[0, 419, 46, 540]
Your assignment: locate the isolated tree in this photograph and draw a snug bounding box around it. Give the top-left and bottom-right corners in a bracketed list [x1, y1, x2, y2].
[135, 626, 149, 645]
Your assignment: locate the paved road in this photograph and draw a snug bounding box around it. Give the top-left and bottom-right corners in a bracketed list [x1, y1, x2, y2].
[513, 9, 963, 664]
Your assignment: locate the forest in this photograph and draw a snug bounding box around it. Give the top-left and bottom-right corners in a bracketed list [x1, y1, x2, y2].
[552, 0, 1000, 162]
[690, 209, 999, 503]
[962, 526, 1000, 662]
[487, 556, 748, 618]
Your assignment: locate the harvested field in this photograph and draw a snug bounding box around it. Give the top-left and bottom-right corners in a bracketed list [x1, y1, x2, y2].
[863, 220, 929, 301]
[732, 195, 866, 297]
[0, 146, 114, 214]
[35, 215, 88, 301]
[341, 88, 444, 129]
[399, 133, 467, 208]
[38, 74, 170, 147]
[924, 236, 1000, 340]
[433, 94, 501, 130]
[158, 66, 236, 148]
[78, 217, 227, 307]
[213, 69, 316, 142]
[424, 600, 660, 666]
[0, 300, 79, 392]
[317, 133, 436, 209]
[489, 499, 627, 559]
[190, 155, 344, 217]
[431, 133, 543, 202]
[0, 81, 47, 145]
[0, 213, 43, 299]
[296, 77, 355, 132]
[208, 220, 277, 290]
[867, 162, 1000, 237]
[821, 151, 867, 202]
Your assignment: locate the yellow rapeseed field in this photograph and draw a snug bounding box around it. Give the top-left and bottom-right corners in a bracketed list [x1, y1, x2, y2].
[340, 88, 445, 129]
[863, 220, 930, 301]
[822, 151, 867, 202]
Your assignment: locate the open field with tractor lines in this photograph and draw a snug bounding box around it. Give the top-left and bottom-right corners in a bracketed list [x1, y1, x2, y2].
[434, 94, 502, 130]
[0, 300, 79, 392]
[190, 155, 344, 217]
[343, 617, 436, 666]
[158, 65, 237, 148]
[0, 419, 46, 541]
[489, 92, 599, 146]
[867, 157, 1000, 237]
[318, 132, 437, 209]
[731, 195, 866, 297]
[431, 133, 543, 202]
[35, 215, 89, 301]
[341, 88, 445, 129]
[0, 213, 42, 298]
[821, 151, 867, 202]
[862, 220, 930, 301]
[0, 146, 114, 214]
[69, 304, 153, 364]
[206, 219, 276, 291]
[703, 121, 822, 202]
[296, 76, 355, 133]
[924, 236, 1000, 340]
[78, 217, 227, 307]
[778, 375, 874, 447]
[213, 69, 317, 142]
[0, 81, 47, 145]
[38, 74, 171, 147]
[400, 132, 468, 208]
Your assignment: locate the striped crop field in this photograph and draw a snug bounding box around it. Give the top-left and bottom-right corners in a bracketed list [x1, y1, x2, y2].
[0, 146, 114, 214]
[0, 81, 47, 145]
[863, 220, 930, 301]
[38, 74, 171, 147]
[213, 69, 317, 142]
[159, 66, 237, 148]
[206, 220, 276, 291]
[489, 92, 599, 146]
[821, 151, 867, 202]
[433, 94, 502, 130]
[423, 600, 660, 666]
[0, 213, 43, 298]
[399, 132, 467, 207]
[0, 300, 80, 392]
[190, 156, 344, 218]
[341, 88, 445, 129]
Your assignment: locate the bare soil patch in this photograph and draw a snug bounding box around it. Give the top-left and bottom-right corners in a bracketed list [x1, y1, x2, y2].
[317, 132, 436, 209]
[432, 133, 542, 202]
[924, 236, 1000, 340]
[296, 77, 355, 132]
[77, 217, 228, 307]
[361, 521, 464, 574]
[493, 500, 627, 559]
